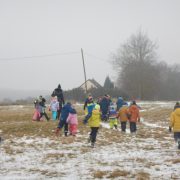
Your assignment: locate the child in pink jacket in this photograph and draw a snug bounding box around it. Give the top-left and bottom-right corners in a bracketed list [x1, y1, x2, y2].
[66, 107, 78, 136]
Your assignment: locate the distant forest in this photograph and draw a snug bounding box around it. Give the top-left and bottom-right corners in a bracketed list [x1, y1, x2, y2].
[112, 31, 180, 101]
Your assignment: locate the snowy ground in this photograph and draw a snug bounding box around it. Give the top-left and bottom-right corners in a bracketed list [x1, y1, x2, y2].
[0, 102, 180, 179]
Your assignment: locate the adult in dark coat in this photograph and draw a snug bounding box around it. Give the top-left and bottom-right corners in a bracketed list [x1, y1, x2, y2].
[51, 84, 65, 119]
[116, 97, 124, 111]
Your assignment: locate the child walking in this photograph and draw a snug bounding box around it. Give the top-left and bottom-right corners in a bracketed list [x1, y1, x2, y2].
[169, 102, 180, 149]
[83, 96, 95, 124]
[39, 96, 50, 121]
[32, 96, 41, 121]
[109, 105, 118, 129]
[49, 96, 59, 120]
[66, 107, 78, 136]
[117, 102, 129, 132]
[127, 101, 140, 133]
[55, 102, 72, 136]
[86, 104, 101, 148]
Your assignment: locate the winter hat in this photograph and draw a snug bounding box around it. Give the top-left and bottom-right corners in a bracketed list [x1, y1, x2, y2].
[94, 104, 100, 110]
[39, 95, 43, 100]
[118, 97, 123, 100]
[66, 102, 71, 106]
[132, 100, 136, 105]
[88, 96, 93, 100]
[58, 84, 61, 89]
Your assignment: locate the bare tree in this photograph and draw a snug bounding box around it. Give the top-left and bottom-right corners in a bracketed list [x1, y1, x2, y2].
[113, 31, 160, 100]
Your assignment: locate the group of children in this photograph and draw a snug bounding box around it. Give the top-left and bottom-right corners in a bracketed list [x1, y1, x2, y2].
[32, 93, 180, 149]
[82, 94, 141, 147]
[33, 95, 62, 121]
[33, 96, 50, 121]
[55, 102, 78, 136]
[84, 95, 140, 131]
[33, 96, 78, 136]
[32, 93, 141, 148]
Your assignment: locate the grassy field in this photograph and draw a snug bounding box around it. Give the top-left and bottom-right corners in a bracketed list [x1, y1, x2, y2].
[0, 102, 180, 179]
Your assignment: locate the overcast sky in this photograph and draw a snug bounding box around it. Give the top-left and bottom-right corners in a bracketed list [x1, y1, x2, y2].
[0, 0, 180, 92]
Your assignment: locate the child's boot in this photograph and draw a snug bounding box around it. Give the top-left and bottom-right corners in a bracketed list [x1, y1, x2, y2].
[64, 129, 68, 137]
[91, 142, 95, 148]
[177, 139, 180, 149]
[0, 137, 2, 144]
[88, 135, 91, 143]
[55, 128, 60, 136]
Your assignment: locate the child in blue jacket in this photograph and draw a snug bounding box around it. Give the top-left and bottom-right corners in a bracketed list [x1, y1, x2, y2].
[55, 102, 72, 136]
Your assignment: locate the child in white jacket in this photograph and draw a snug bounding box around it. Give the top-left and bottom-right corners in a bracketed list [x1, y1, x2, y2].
[49, 96, 59, 120]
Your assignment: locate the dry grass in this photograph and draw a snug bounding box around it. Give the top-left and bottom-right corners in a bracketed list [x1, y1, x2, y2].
[172, 159, 180, 164]
[0, 105, 86, 138]
[0, 104, 171, 139]
[29, 168, 61, 177]
[0, 104, 176, 180]
[80, 147, 91, 154]
[3, 145, 15, 155]
[141, 108, 171, 122]
[107, 169, 130, 178]
[46, 153, 65, 159]
[93, 170, 108, 178]
[135, 158, 147, 163]
[166, 158, 180, 164]
[136, 171, 150, 180]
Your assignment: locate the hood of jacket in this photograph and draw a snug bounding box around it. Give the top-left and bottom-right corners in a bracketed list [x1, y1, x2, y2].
[70, 108, 77, 114]
[92, 109, 100, 115]
[174, 107, 180, 116]
[129, 105, 138, 111]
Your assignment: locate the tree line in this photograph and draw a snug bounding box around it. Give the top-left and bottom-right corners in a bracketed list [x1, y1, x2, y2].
[112, 31, 180, 100]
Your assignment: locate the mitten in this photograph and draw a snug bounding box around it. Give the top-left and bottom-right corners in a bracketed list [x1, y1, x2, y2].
[169, 127, 172, 132]
[83, 119, 88, 124]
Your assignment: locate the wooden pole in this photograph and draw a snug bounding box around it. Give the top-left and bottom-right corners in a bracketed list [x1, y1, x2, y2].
[81, 48, 88, 95]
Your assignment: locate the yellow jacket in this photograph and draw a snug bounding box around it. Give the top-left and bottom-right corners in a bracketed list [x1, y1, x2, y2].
[170, 108, 180, 132]
[88, 108, 101, 127]
[117, 105, 129, 122]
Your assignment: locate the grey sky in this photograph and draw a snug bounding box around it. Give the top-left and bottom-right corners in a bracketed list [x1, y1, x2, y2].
[0, 0, 180, 92]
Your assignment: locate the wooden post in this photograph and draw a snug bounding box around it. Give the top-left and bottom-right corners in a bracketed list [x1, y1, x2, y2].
[81, 48, 88, 95]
